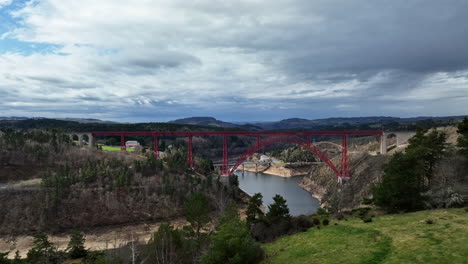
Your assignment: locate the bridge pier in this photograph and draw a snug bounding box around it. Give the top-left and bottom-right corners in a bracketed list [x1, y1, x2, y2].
[222, 135, 229, 176]
[380, 134, 387, 154]
[153, 135, 159, 158]
[188, 135, 194, 169]
[341, 135, 349, 178]
[68, 133, 94, 148]
[88, 133, 94, 148]
[380, 131, 416, 154]
[120, 135, 126, 151]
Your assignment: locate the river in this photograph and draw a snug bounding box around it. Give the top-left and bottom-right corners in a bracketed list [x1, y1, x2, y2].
[235, 170, 320, 216]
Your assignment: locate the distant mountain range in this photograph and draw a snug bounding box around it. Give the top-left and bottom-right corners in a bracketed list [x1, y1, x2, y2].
[2, 115, 466, 131]
[169, 117, 238, 127]
[169, 117, 263, 130]
[0, 116, 30, 121]
[0, 117, 117, 124]
[170, 116, 467, 130]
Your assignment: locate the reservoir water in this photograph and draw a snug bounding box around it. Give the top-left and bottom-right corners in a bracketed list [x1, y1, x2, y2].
[235, 170, 320, 216]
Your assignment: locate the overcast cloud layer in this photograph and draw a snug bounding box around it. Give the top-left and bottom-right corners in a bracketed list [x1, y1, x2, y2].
[0, 0, 467, 122]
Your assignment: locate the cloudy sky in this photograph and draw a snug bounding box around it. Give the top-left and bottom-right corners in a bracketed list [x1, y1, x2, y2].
[0, 0, 467, 122]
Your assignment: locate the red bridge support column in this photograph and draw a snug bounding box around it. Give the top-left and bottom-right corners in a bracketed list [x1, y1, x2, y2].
[222, 135, 229, 176]
[153, 136, 159, 158]
[188, 136, 194, 169]
[341, 135, 349, 178]
[120, 135, 126, 151]
[307, 135, 311, 148]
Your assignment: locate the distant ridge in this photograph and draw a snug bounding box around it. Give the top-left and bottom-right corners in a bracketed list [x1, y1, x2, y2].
[252, 115, 468, 130]
[0, 116, 118, 124]
[0, 116, 31, 121]
[169, 117, 237, 127]
[1, 115, 466, 131]
[169, 117, 263, 130]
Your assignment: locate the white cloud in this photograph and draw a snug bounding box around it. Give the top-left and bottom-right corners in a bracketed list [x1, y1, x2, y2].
[0, 0, 12, 7]
[0, 0, 467, 121]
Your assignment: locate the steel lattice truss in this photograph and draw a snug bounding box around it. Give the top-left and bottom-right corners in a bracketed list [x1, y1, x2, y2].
[92, 130, 383, 179]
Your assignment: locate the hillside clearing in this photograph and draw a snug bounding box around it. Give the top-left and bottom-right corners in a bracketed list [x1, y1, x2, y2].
[262, 208, 468, 264]
[101, 146, 135, 152]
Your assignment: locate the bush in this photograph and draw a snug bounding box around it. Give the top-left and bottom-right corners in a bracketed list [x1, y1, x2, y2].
[201, 211, 263, 264]
[315, 207, 328, 215]
[0, 252, 10, 264]
[312, 218, 321, 226]
[336, 213, 345, 220]
[228, 174, 239, 187]
[352, 207, 371, 218]
[464, 208, 468, 213]
[146, 223, 187, 264]
[250, 215, 313, 243]
[425, 218, 435, 225]
[322, 219, 330, 226]
[83, 251, 111, 264]
[362, 198, 373, 205]
[290, 215, 314, 232]
[362, 216, 373, 223]
[423, 187, 465, 209]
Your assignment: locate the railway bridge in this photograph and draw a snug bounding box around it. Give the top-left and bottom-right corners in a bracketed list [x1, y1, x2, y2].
[69, 130, 415, 180]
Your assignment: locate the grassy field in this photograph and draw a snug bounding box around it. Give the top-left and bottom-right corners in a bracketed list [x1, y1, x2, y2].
[101, 146, 135, 152]
[262, 208, 468, 264]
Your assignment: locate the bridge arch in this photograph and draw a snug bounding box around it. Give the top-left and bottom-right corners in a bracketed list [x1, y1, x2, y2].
[228, 135, 341, 177]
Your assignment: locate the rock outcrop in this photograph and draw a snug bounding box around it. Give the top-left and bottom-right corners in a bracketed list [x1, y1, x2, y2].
[300, 152, 390, 210]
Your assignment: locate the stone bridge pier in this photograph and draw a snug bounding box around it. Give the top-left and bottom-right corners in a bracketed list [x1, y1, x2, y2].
[380, 131, 416, 154]
[68, 132, 95, 148]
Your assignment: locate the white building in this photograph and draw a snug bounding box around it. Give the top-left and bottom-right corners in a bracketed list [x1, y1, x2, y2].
[125, 140, 140, 149]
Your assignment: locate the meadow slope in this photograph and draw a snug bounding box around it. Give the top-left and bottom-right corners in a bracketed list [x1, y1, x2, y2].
[262, 208, 468, 264]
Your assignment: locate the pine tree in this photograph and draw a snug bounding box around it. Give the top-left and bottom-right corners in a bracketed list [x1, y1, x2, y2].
[0, 252, 10, 264]
[27, 233, 63, 264]
[407, 129, 447, 184]
[266, 195, 290, 223]
[246, 193, 264, 224]
[457, 117, 468, 157]
[373, 152, 426, 212]
[67, 232, 88, 259]
[184, 193, 211, 241]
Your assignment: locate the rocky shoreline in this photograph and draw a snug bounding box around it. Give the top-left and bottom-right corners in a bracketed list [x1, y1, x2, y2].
[299, 177, 327, 207]
[240, 163, 311, 178]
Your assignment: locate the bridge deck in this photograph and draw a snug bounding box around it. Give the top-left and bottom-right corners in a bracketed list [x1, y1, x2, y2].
[91, 130, 383, 136]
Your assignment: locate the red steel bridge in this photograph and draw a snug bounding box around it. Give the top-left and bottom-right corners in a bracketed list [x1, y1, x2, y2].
[91, 130, 384, 180]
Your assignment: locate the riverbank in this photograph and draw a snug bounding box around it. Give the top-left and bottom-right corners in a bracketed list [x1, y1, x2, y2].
[241, 163, 311, 177]
[0, 217, 190, 258]
[1, 188, 251, 259]
[299, 177, 327, 206]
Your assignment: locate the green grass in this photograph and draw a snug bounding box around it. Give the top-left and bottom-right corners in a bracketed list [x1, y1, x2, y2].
[101, 146, 135, 152]
[262, 208, 468, 264]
